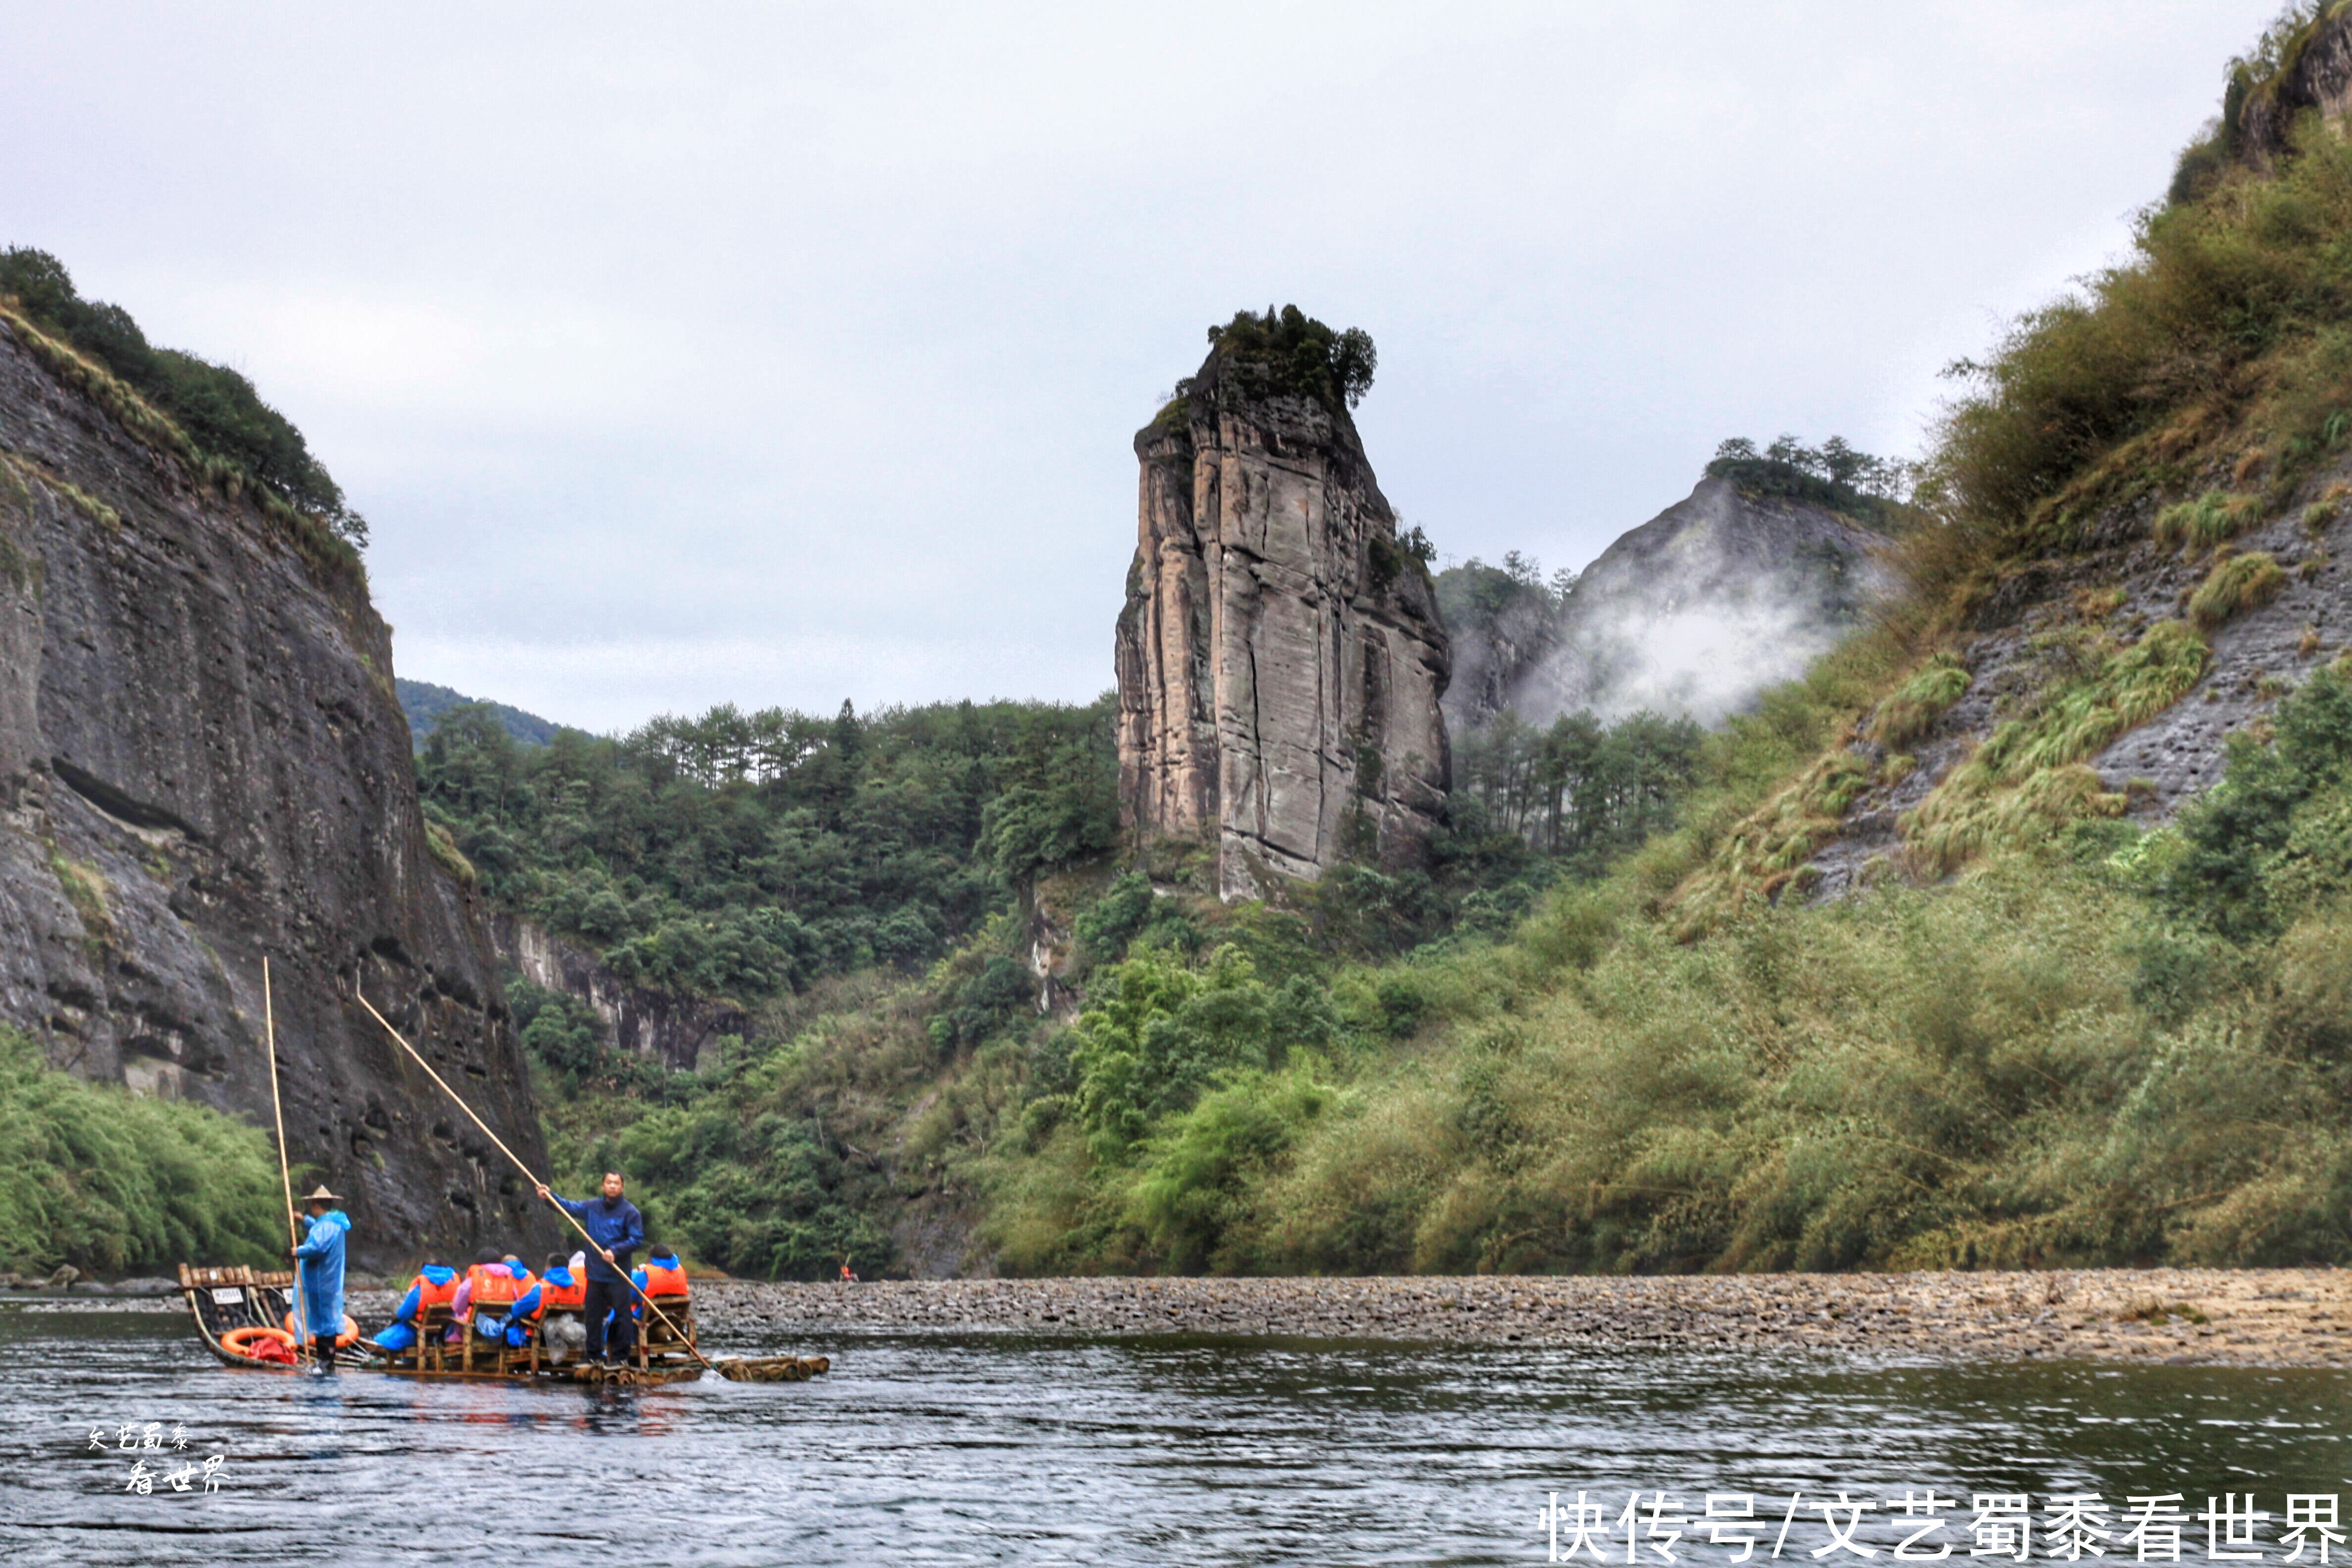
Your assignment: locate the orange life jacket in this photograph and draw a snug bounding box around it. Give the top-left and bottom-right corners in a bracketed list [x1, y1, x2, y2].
[465, 1262, 533, 1314]
[531, 1268, 586, 1318]
[413, 1269, 460, 1312]
[639, 1257, 689, 1299]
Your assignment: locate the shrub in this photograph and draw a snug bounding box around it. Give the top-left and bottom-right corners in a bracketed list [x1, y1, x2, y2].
[1705, 434, 1916, 528]
[2155, 665, 2352, 939]
[2188, 550, 2287, 629]
[1199, 305, 1376, 410]
[2154, 491, 2261, 552]
[0, 1029, 282, 1273]
[1868, 653, 1972, 747]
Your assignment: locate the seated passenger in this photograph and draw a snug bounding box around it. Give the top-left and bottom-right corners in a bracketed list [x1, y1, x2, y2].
[507, 1251, 588, 1353]
[367, 1261, 459, 1352]
[455, 1249, 537, 1343]
[632, 1243, 690, 1306]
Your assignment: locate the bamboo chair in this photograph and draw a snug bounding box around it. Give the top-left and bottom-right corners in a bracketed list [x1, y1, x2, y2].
[637, 1297, 696, 1369]
[413, 1303, 455, 1373]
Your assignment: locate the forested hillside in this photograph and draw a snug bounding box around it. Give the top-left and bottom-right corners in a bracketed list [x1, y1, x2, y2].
[419, 696, 1121, 1001]
[449, 684, 1715, 1277]
[396, 679, 561, 751]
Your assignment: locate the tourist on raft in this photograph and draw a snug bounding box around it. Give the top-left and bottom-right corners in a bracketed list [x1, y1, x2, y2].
[451, 1248, 536, 1343]
[626, 1244, 691, 1348]
[507, 1251, 588, 1360]
[367, 1258, 459, 1352]
[291, 1184, 351, 1372]
[631, 1243, 690, 1311]
[535, 1171, 643, 1367]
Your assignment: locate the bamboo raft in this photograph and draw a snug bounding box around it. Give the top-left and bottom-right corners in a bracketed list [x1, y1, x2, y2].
[177, 1265, 811, 1385]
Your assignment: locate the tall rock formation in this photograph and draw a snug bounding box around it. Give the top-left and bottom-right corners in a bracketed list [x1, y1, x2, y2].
[1115, 322, 1449, 900]
[0, 309, 550, 1271]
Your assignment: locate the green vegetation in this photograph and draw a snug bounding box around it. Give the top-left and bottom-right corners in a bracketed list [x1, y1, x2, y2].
[1434, 549, 1573, 644]
[1706, 435, 1915, 531]
[1903, 621, 2210, 876]
[971, 670, 2352, 1274]
[512, 975, 898, 1280]
[1189, 305, 1376, 411]
[1450, 709, 1704, 875]
[1868, 652, 1971, 748]
[420, 694, 1117, 1002]
[2155, 491, 2262, 553]
[0, 1029, 282, 1274]
[0, 248, 366, 545]
[2190, 550, 2288, 629]
[1938, 74, 2352, 552]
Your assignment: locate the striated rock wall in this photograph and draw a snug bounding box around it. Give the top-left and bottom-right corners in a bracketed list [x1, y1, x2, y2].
[1115, 349, 1449, 900]
[492, 913, 747, 1072]
[0, 311, 551, 1272]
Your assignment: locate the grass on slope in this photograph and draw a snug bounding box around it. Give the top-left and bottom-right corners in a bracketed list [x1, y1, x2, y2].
[0, 1029, 283, 1274]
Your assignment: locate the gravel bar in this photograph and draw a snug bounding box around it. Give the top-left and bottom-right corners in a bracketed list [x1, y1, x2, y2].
[675, 1269, 2352, 1368]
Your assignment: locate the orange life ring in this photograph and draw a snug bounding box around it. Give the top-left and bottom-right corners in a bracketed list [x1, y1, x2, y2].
[222, 1325, 300, 1361]
[281, 1311, 361, 1347]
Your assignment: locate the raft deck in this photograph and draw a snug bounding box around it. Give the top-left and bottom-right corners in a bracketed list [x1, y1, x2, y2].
[176, 1264, 709, 1384]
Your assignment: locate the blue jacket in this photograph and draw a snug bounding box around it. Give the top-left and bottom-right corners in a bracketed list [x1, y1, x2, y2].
[292, 1210, 350, 1337]
[385, 1264, 457, 1326]
[551, 1192, 643, 1282]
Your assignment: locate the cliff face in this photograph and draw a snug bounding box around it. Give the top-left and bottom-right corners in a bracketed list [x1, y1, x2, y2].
[1115, 350, 1449, 900]
[0, 312, 550, 1272]
[492, 914, 746, 1071]
[1453, 476, 1894, 732]
[2237, 9, 2352, 167]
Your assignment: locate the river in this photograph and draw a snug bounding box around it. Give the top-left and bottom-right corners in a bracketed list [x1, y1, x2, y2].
[3, 1299, 2349, 1565]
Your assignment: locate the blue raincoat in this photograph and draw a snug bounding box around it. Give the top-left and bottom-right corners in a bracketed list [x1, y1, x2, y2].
[292, 1209, 350, 1338]
[368, 1263, 456, 1351]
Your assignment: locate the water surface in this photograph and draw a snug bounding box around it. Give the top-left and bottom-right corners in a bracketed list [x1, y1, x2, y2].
[3, 1301, 2348, 1565]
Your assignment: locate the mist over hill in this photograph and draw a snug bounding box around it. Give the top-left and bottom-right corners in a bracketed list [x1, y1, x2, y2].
[1441, 441, 1909, 736]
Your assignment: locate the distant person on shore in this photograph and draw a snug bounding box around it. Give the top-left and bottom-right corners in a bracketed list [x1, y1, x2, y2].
[535, 1171, 643, 1367]
[838, 1259, 859, 1283]
[291, 1185, 350, 1372]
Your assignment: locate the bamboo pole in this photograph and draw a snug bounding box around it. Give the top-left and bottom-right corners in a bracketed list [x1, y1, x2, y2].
[355, 990, 715, 1374]
[262, 959, 311, 1366]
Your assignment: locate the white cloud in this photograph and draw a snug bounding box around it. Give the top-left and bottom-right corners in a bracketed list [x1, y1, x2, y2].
[0, 0, 2282, 725]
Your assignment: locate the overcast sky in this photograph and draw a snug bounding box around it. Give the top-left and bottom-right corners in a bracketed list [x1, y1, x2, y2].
[0, 1, 2282, 732]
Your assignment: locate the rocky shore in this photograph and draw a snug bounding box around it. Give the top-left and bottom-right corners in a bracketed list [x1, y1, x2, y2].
[42, 1268, 2349, 1370]
[693, 1269, 2352, 1368]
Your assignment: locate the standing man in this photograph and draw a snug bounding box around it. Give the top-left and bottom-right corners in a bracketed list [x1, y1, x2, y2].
[291, 1185, 350, 1373]
[535, 1171, 643, 1369]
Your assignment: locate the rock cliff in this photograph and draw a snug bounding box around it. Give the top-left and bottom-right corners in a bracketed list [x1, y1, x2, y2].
[492, 914, 747, 1071]
[2234, 7, 2352, 168]
[1115, 330, 1449, 900]
[0, 309, 550, 1272]
[1450, 475, 1894, 732]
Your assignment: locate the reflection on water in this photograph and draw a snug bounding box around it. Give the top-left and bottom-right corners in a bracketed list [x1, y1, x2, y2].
[1, 1302, 2349, 1565]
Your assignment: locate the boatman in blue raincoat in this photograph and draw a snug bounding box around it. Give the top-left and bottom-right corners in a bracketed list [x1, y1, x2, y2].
[292, 1184, 351, 1373]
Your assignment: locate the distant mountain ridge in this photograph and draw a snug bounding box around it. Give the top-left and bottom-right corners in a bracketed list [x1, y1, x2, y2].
[395, 678, 563, 751]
